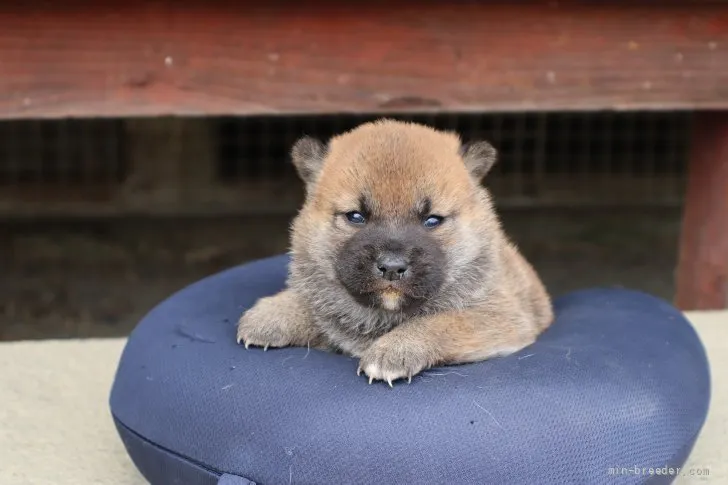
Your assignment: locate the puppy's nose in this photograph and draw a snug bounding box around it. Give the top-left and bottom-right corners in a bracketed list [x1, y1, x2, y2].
[376, 253, 409, 281]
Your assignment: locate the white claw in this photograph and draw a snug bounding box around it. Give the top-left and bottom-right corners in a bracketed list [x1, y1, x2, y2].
[244, 342, 250, 349]
[369, 376, 374, 385]
[356, 367, 362, 376]
[263, 345, 269, 352]
[236, 336, 242, 345]
[387, 379, 393, 388]
[407, 375, 412, 384]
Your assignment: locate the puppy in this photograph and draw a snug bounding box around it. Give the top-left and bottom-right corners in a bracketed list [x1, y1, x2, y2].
[237, 119, 553, 386]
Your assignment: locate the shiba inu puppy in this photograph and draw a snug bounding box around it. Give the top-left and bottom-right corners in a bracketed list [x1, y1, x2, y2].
[237, 120, 553, 385]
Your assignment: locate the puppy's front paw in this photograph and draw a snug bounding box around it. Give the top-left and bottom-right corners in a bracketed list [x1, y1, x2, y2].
[358, 337, 435, 387]
[236, 296, 296, 351]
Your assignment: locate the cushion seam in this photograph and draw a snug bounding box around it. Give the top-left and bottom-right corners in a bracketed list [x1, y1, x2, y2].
[113, 413, 254, 483]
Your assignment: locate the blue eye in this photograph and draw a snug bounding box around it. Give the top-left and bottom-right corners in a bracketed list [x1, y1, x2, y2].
[345, 211, 367, 225]
[423, 215, 444, 228]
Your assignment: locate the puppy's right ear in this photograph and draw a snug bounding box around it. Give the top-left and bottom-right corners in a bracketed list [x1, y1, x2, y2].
[291, 136, 326, 187]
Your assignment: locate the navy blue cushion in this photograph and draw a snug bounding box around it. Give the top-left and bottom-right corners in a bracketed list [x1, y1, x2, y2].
[110, 255, 710, 485]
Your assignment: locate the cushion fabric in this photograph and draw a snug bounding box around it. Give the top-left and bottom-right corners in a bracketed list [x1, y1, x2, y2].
[110, 255, 710, 485]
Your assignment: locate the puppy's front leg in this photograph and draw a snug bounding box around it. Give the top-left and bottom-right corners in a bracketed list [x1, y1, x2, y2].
[358, 308, 536, 386]
[237, 289, 324, 350]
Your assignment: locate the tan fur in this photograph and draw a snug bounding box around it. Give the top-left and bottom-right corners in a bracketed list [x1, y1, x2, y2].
[237, 119, 553, 385]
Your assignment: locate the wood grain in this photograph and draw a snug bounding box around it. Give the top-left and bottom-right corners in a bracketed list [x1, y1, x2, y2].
[1, 1, 728, 119]
[676, 112, 728, 310]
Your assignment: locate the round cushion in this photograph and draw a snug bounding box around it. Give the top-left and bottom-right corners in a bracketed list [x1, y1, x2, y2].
[110, 255, 710, 485]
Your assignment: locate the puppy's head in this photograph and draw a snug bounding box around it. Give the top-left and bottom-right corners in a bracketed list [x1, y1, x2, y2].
[290, 120, 498, 315]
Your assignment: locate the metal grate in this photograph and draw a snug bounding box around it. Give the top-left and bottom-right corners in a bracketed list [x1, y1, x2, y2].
[0, 111, 691, 216]
[214, 111, 691, 207]
[0, 119, 126, 212]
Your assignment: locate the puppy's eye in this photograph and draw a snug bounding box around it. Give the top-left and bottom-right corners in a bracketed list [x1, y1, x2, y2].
[345, 211, 367, 225]
[423, 215, 444, 228]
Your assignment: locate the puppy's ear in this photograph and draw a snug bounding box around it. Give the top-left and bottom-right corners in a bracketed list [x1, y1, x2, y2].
[460, 141, 497, 181]
[291, 136, 326, 186]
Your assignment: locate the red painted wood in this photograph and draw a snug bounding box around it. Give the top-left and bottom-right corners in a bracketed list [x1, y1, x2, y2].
[1, 1, 728, 119]
[676, 112, 728, 310]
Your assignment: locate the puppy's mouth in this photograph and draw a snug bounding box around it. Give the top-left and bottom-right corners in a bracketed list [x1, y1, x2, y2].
[377, 286, 406, 312]
[339, 278, 433, 314]
[357, 281, 427, 312]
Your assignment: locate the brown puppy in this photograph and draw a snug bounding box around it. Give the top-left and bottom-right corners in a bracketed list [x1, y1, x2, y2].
[237, 119, 553, 386]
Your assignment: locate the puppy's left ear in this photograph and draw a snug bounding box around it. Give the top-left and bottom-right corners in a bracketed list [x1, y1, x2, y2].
[291, 136, 327, 187]
[460, 141, 497, 181]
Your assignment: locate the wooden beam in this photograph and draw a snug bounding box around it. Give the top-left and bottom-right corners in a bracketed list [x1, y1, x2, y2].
[1, 1, 728, 119]
[676, 112, 728, 310]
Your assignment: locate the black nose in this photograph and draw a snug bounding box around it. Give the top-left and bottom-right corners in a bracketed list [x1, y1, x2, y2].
[376, 253, 409, 281]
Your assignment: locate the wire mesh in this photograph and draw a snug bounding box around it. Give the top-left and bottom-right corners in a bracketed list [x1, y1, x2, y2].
[0, 111, 691, 216]
[214, 111, 691, 207]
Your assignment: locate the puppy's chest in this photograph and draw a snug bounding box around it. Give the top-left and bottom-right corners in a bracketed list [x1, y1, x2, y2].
[315, 312, 398, 356]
